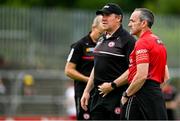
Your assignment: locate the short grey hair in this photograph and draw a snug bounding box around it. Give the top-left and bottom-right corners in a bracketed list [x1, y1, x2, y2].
[92, 15, 102, 27]
[135, 8, 154, 28]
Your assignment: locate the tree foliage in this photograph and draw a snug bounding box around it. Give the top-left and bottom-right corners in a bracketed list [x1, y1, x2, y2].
[144, 0, 180, 15]
[0, 0, 179, 14]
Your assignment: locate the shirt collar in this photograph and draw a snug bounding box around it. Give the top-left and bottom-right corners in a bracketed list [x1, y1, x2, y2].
[140, 29, 152, 38]
[111, 25, 123, 38]
[104, 25, 123, 39]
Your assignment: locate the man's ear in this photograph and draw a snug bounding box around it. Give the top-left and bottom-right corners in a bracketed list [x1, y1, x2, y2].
[142, 20, 148, 28]
[116, 15, 122, 23]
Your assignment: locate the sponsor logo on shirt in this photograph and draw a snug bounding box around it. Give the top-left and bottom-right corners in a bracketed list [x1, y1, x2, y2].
[86, 47, 94, 52]
[82, 56, 94, 60]
[136, 49, 149, 62]
[136, 49, 148, 55]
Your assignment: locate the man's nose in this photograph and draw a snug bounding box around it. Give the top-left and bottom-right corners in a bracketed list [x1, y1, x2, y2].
[128, 23, 131, 27]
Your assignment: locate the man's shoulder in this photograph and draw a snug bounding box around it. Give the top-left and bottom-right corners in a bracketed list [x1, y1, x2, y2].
[139, 33, 157, 43]
[118, 28, 136, 44]
[119, 27, 135, 38]
[77, 34, 91, 44]
[71, 35, 88, 47]
[136, 37, 153, 48]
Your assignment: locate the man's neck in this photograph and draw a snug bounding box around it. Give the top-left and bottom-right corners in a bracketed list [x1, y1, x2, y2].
[90, 32, 98, 43]
[106, 24, 120, 36]
[137, 27, 151, 38]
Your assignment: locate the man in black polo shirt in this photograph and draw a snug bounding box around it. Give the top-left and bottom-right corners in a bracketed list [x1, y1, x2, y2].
[81, 3, 136, 120]
[65, 15, 104, 120]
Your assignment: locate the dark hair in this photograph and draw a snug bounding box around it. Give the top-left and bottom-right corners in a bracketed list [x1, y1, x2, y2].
[135, 8, 154, 28]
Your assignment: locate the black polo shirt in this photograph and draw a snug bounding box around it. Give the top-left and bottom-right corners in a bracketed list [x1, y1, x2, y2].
[67, 33, 96, 97]
[94, 26, 136, 86]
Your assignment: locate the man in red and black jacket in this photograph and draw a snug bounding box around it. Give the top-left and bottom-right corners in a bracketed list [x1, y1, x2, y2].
[98, 8, 170, 120]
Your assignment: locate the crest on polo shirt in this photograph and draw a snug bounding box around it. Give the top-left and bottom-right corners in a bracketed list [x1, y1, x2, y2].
[108, 41, 115, 47]
[83, 113, 90, 120]
[114, 107, 121, 114]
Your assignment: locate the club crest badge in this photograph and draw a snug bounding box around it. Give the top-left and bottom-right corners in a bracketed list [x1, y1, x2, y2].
[83, 113, 90, 120]
[108, 41, 115, 47]
[114, 107, 121, 114]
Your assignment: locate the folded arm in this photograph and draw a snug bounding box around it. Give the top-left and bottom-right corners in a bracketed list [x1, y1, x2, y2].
[65, 62, 89, 83]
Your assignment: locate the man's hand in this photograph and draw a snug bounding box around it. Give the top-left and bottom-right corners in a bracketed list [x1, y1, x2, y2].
[80, 92, 90, 111]
[98, 82, 113, 97]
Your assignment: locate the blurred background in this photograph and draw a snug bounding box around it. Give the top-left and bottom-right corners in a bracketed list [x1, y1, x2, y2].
[0, 0, 179, 120]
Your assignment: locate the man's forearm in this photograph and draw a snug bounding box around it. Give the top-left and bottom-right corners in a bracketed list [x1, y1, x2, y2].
[125, 75, 146, 97]
[67, 69, 89, 83]
[114, 70, 129, 87]
[65, 62, 89, 83]
[125, 63, 148, 97]
[84, 68, 94, 93]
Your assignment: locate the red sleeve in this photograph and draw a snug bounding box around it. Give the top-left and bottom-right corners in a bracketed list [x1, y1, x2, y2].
[135, 39, 150, 64]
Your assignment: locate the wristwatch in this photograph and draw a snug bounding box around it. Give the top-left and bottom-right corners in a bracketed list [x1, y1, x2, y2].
[111, 82, 117, 89]
[122, 91, 130, 98]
